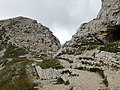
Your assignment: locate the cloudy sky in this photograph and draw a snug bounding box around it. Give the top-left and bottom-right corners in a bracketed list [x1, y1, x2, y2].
[0, 0, 101, 44]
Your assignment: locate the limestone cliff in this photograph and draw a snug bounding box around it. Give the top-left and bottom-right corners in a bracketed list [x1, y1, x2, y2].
[64, 0, 120, 46]
[0, 16, 61, 58]
[0, 17, 62, 90]
[56, 0, 120, 89]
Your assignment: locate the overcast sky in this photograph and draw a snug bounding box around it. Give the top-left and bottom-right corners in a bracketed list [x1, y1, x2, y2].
[0, 0, 101, 44]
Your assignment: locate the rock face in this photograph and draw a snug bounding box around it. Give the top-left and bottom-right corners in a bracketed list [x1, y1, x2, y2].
[55, 0, 120, 89]
[58, 0, 120, 65]
[0, 17, 62, 90]
[0, 16, 61, 58]
[64, 0, 120, 46]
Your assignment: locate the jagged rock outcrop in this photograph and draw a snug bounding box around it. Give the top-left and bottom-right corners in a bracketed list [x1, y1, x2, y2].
[56, 0, 120, 89]
[0, 16, 61, 58]
[64, 0, 120, 47]
[57, 0, 120, 68]
[0, 17, 62, 90]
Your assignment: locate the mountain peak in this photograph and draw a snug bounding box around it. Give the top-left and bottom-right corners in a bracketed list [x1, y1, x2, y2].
[0, 16, 61, 58]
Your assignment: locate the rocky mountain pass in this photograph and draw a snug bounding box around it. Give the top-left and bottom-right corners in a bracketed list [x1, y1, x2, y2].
[0, 0, 120, 90]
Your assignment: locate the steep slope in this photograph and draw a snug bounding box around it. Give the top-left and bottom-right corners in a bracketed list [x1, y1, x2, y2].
[0, 16, 61, 58]
[0, 17, 62, 90]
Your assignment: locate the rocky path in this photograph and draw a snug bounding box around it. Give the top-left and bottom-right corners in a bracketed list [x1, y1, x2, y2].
[33, 61, 106, 90]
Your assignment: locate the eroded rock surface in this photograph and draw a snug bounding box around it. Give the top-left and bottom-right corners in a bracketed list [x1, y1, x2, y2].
[55, 0, 120, 89]
[0, 16, 61, 58]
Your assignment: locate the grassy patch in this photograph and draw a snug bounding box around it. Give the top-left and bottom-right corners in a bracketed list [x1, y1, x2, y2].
[76, 35, 104, 46]
[87, 45, 98, 50]
[5, 58, 33, 66]
[3, 44, 28, 58]
[0, 58, 36, 90]
[38, 59, 64, 69]
[0, 75, 37, 90]
[59, 49, 75, 55]
[99, 41, 120, 53]
[0, 58, 9, 66]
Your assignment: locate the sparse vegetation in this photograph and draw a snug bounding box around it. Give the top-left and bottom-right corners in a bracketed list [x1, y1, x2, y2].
[87, 45, 98, 50]
[3, 43, 28, 58]
[5, 58, 33, 66]
[59, 49, 75, 55]
[76, 35, 104, 46]
[38, 59, 64, 69]
[100, 41, 120, 53]
[0, 58, 37, 90]
[0, 75, 37, 90]
[0, 58, 9, 66]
